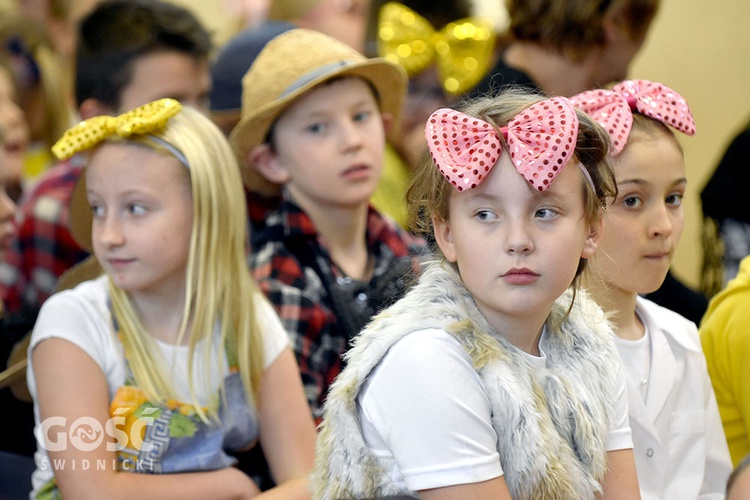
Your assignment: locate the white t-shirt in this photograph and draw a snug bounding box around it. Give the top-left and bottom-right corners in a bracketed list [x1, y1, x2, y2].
[358, 327, 632, 492]
[27, 276, 289, 495]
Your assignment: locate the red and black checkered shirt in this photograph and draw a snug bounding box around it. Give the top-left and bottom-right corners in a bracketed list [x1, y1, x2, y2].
[248, 196, 427, 421]
[0, 157, 89, 314]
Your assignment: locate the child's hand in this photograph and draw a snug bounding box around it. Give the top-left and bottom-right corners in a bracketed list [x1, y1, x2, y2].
[215, 467, 262, 499]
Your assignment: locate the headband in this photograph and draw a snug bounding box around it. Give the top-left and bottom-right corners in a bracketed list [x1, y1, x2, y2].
[377, 2, 494, 95]
[426, 96, 594, 193]
[570, 79, 695, 156]
[51, 98, 188, 166]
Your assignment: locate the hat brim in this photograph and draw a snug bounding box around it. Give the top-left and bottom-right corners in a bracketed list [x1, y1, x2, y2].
[69, 173, 93, 251]
[229, 58, 406, 192]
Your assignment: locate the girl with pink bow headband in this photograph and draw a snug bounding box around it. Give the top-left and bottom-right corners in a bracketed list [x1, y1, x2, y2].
[572, 80, 733, 499]
[312, 89, 643, 499]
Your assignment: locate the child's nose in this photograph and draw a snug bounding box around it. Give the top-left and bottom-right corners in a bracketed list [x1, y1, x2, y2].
[648, 203, 674, 238]
[99, 215, 125, 247]
[504, 218, 534, 255]
[339, 120, 364, 150]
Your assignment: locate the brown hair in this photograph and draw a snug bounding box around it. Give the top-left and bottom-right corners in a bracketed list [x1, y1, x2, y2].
[506, 0, 659, 60]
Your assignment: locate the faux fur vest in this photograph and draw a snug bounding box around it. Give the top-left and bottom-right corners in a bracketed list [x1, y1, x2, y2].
[312, 262, 620, 500]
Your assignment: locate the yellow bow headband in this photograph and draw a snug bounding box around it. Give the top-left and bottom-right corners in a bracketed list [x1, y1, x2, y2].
[377, 2, 494, 95]
[51, 98, 184, 162]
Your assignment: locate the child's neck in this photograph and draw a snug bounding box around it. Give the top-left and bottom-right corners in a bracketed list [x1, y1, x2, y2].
[482, 306, 547, 356]
[297, 196, 372, 281]
[592, 285, 644, 341]
[504, 42, 597, 97]
[130, 289, 190, 345]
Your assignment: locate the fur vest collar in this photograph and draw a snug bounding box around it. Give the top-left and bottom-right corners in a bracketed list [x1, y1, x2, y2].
[313, 262, 620, 500]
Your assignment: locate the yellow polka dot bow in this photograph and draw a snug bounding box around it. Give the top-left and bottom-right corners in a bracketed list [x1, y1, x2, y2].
[377, 2, 494, 95]
[51, 98, 182, 160]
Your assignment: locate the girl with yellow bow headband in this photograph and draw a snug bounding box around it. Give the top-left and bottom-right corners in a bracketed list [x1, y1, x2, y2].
[28, 99, 316, 498]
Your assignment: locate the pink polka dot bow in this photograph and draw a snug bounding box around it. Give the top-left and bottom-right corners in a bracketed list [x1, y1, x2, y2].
[425, 97, 579, 192]
[571, 79, 695, 156]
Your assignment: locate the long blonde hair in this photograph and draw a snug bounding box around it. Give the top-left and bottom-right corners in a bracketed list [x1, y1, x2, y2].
[107, 106, 264, 420]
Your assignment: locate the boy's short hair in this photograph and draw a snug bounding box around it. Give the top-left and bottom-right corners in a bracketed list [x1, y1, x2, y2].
[75, 0, 212, 109]
[507, 0, 659, 60]
[229, 28, 407, 191]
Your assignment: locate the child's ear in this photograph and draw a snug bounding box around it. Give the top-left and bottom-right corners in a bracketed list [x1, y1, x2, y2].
[432, 215, 457, 262]
[582, 217, 605, 259]
[247, 144, 290, 185]
[381, 112, 394, 138]
[79, 98, 114, 120]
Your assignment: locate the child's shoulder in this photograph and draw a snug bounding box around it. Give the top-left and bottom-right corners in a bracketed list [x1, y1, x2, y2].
[30, 275, 113, 360]
[41, 275, 109, 313]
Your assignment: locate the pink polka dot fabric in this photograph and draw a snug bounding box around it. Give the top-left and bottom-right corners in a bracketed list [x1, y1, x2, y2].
[571, 79, 695, 157]
[425, 97, 580, 192]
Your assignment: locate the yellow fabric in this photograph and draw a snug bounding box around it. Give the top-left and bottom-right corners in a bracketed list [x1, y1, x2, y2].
[371, 142, 410, 229]
[51, 98, 181, 160]
[22, 143, 55, 184]
[699, 255, 750, 466]
[377, 2, 494, 95]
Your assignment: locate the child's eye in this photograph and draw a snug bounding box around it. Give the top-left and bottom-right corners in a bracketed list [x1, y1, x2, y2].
[666, 193, 683, 206]
[353, 110, 372, 123]
[90, 204, 104, 218]
[127, 204, 147, 216]
[306, 122, 326, 134]
[535, 208, 558, 220]
[622, 196, 642, 208]
[474, 209, 497, 222]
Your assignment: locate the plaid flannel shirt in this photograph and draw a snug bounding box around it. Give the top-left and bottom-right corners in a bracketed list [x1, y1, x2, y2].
[248, 196, 427, 421]
[0, 157, 89, 314]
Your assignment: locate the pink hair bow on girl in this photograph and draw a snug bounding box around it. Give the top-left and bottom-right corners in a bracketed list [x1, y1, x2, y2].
[571, 79, 695, 156]
[426, 97, 579, 192]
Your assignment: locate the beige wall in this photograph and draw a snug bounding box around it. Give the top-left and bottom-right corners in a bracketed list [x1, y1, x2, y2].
[170, 0, 750, 290]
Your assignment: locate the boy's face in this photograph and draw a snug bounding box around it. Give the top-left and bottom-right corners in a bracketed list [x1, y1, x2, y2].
[117, 51, 211, 114]
[593, 131, 686, 296]
[268, 77, 386, 212]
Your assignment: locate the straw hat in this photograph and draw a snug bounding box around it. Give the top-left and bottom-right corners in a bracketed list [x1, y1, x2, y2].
[69, 173, 92, 251]
[229, 28, 407, 192]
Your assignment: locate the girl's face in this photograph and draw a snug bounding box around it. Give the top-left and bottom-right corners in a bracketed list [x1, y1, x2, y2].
[0, 67, 29, 192]
[0, 148, 18, 259]
[434, 153, 600, 335]
[86, 142, 193, 299]
[269, 78, 386, 212]
[593, 131, 686, 296]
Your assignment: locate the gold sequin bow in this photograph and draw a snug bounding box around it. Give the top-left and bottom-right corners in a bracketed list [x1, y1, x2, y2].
[51, 98, 182, 160]
[377, 2, 494, 95]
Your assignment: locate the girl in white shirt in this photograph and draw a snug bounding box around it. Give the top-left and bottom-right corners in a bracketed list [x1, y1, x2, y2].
[313, 89, 641, 499]
[28, 99, 316, 499]
[573, 79, 732, 499]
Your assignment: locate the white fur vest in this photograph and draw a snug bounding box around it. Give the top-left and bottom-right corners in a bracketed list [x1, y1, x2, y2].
[312, 261, 621, 500]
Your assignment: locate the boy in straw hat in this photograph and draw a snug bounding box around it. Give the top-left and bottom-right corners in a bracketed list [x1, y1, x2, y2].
[231, 28, 427, 423]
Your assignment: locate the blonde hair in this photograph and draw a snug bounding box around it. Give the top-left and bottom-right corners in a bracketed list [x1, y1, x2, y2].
[407, 89, 617, 283]
[107, 106, 264, 420]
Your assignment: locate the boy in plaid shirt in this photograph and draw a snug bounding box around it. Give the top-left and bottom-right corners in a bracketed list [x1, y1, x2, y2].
[231, 29, 427, 422]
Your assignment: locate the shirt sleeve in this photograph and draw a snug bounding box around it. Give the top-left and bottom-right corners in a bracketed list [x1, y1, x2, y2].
[358, 329, 503, 492]
[607, 361, 634, 451]
[27, 279, 124, 400]
[253, 293, 290, 369]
